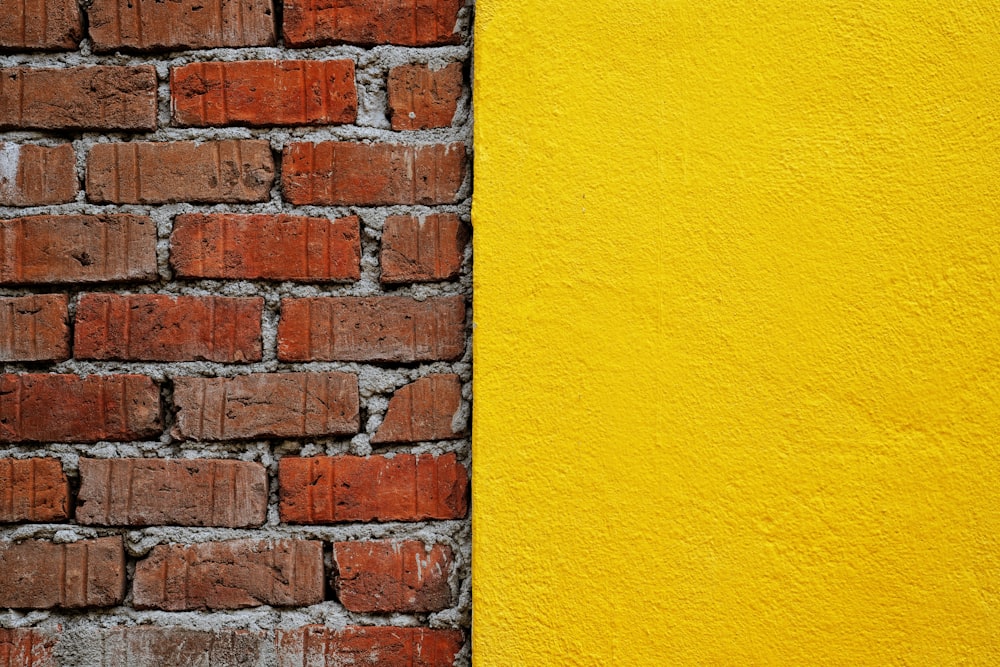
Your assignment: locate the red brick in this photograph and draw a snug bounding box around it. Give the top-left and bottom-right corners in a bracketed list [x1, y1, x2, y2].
[100, 628, 266, 666]
[0, 143, 78, 207]
[173, 372, 359, 441]
[133, 539, 324, 610]
[0, 295, 69, 362]
[279, 453, 468, 524]
[0, 536, 125, 608]
[0, 0, 82, 50]
[86, 140, 275, 204]
[171, 213, 360, 282]
[333, 541, 453, 613]
[172, 60, 356, 127]
[0, 66, 156, 131]
[76, 458, 267, 527]
[0, 458, 69, 523]
[372, 374, 465, 444]
[0, 215, 157, 285]
[89, 0, 276, 52]
[278, 296, 466, 363]
[276, 626, 463, 667]
[281, 142, 466, 206]
[388, 63, 463, 130]
[74, 294, 263, 363]
[0, 628, 57, 667]
[381, 213, 468, 284]
[0, 374, 161, 443]
[283, 0, 463, 48]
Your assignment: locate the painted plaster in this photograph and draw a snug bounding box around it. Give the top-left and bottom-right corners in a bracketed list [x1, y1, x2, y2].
[472, 1, 1000, 664]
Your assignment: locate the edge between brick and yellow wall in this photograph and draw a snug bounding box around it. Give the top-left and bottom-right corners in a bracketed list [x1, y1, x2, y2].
[472, 1, 1000, 664]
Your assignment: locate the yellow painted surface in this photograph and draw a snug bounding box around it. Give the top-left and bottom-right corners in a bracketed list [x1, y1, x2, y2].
[472, 1, 1000, 664]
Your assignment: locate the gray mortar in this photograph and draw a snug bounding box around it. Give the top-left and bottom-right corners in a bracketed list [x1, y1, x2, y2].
[0, 1, 475, 664]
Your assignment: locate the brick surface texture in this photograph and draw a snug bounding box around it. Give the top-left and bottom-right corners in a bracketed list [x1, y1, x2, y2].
[0, 0, 470, 663]
[0, 458, 69, 522]
[0, 143, 78, 207]
[0, 66, 157, 131]
[279, 453, 468, 523]
[0, 294, 70, 362]
[333, 540, 454, 613]
[133, 539, 324, 610]
[74, 294, 263, 362]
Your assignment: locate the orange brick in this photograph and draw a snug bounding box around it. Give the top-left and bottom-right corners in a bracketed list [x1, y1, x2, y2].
[279, 453, 468, 524]
[133, 539, 324, 610]
[333, 541, 453, 613]
[0, 374, 161, 443]
[0, 0, 82, 50]
[372, 374, 465, 444]
[380, 214, 468, 283]
[86, 140, 274, 204]
[0, 66, 156, 131]
[388, 63, 463, 130]
[173, 372, 359, 441]
[283, 0, 463, 47]
[0, 295, 69, 362]
[0, 458, 69, 523]
[277, 296, 466, 362]
[0, 628, 58, 667]
[276, 626, 463, 667]
[281, 142, 466, 206]
[172, 60, 356, 127]
[0, 143, 78, 207]
[170, 213, 360, 282]
[76, 458, 268, 527]
[0, 537, 125, 608]
[0, 215, 157, 285]
[74, 294, 263, 362]
[89, 0, 275, 52]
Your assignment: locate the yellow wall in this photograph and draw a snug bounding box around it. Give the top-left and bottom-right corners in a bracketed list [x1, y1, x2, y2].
[472, 1, 1000, 664]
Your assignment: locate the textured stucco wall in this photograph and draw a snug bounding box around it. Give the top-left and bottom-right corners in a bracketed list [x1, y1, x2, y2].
[472, 2, 1000, 664]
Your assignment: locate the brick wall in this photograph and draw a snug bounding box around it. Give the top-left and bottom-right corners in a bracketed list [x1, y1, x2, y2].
[0, 1, 472, 664]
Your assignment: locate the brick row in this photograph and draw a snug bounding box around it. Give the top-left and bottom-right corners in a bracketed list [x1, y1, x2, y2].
[0, 626, 463, 666]
[2, 453, 466, 526]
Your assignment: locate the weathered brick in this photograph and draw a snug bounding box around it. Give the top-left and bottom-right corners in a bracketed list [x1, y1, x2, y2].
[0, 66, 157, 131]
[0, 537, 125, 608]
[172, 60, 356, 127]
[283, 0, 463, 48]
[0, 628, 57, 667]
[333, 541, 453, 613]
[282, 142, 466, 206]
[0, 374, 161, 443]
[133, 539, 324, 610]
[279, 453, 468, 524]
[89, 0, 276, 52]
[381, 213, 468, 283]
[372, 374, 465, 444]
[170, 213, 360, 282]
[86, 140, 275, 204]
[0, 458, 69, 523]
[276, 626, 463, 667]
[100, 628, 267, 666]
[388, 62, 463, 130]
[173, 372, 359, 441]
[0, 215, 157, 285]
[0, 143, 78, 207]
[0, 0, 82, 50]
[0, 295, 69, 362]
[74, 294, 263, 362]
[277, 296, 466, 362]
[76, 458, 267, 527]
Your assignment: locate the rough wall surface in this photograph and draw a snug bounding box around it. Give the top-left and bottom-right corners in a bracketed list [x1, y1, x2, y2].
[474, 1, 1000, 665]
[0, 1, 472, 664]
